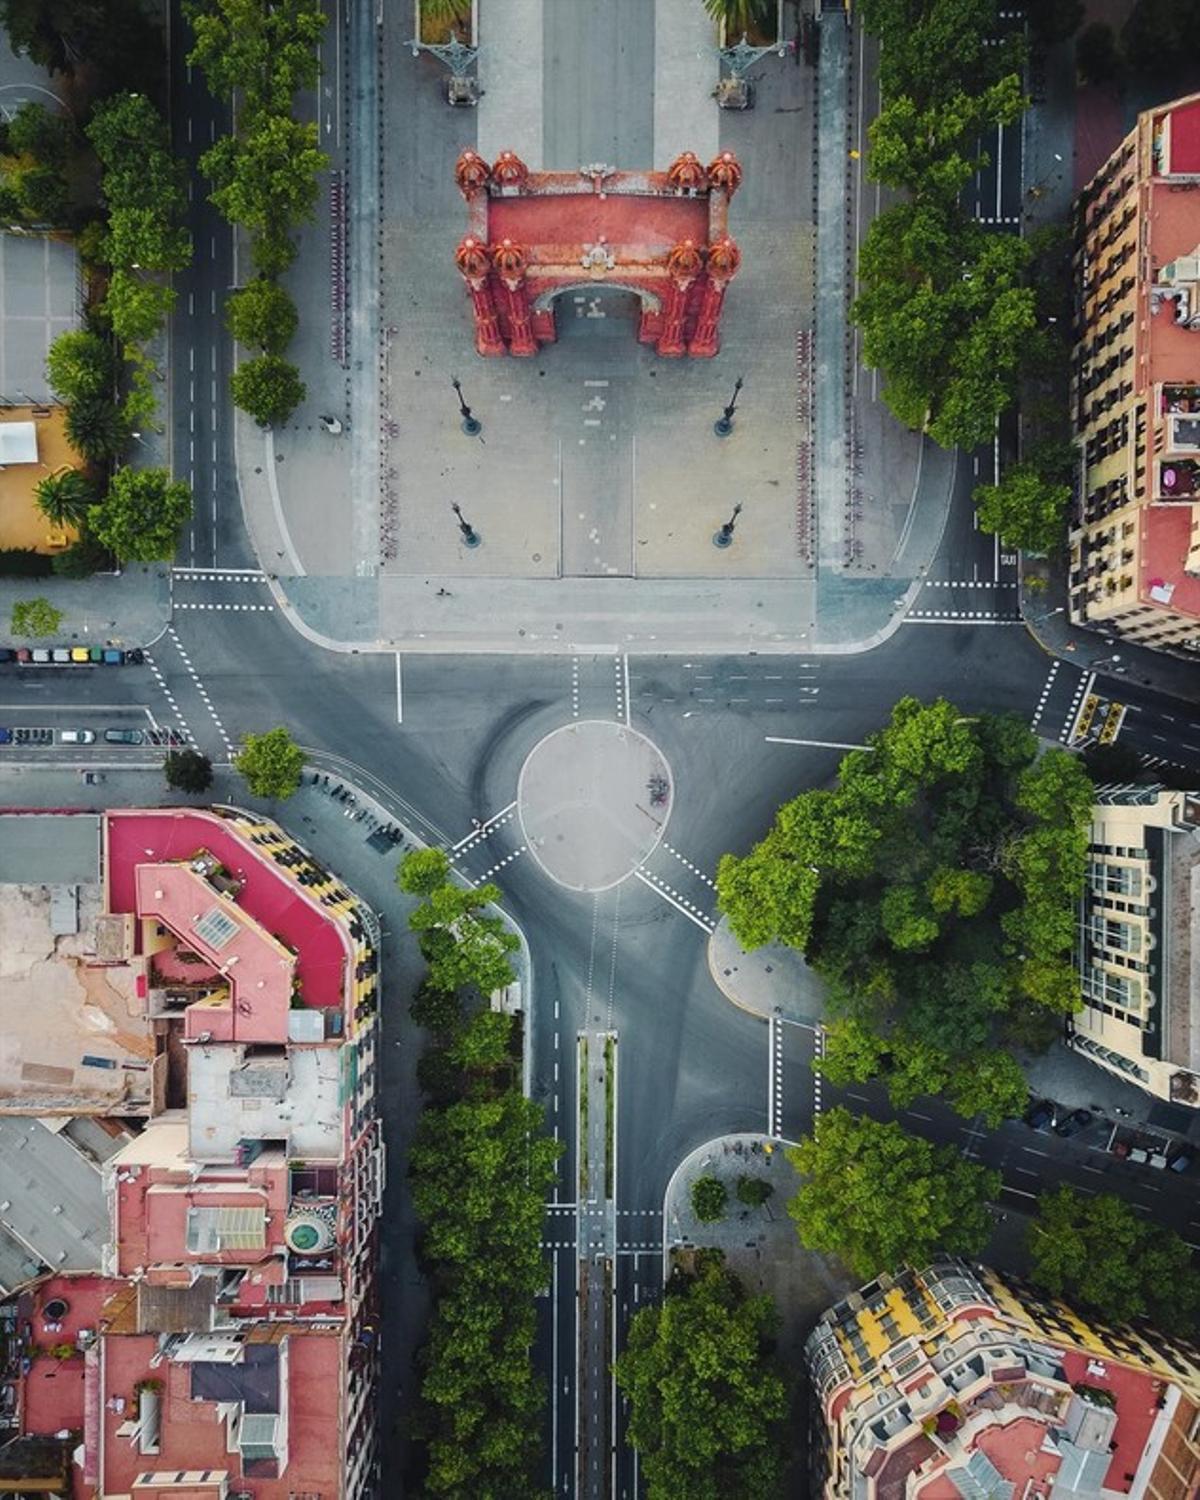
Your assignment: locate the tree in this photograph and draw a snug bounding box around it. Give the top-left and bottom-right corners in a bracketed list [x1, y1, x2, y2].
[6, 101, 73, 166]
[164, 748, 213, 794]
[234, 726, 306, 800]
[409, 978, 463, 1037]
[104, 205, 191, 272]
[446, 1009, 514, 1077]
[1029, 1187, 1200, 1334]
[860, 0, 1024, 108]
[87, 93, 184, 218]
[226, 277, 298, 354]
[1016, 748, 1095, 830]
[91, 467, 192, 562]
[615, 1251, 787, 1500]
[185, 0, 325, 114]
[34, 467, 94, 529]
[868, 76, 1026, 202]
[736, 1176, 773, 1207]
[250, 223, 298, 277]
[700, 0, 775, 35]
[65, 394, 127, 463]
[102, 271, 176, 345]
[203, 114, 326, 231]
[46, 329, 113, 403]
[973, 461, 1070, 552]
[230, 353, 305, 426]
[691, 1176, 728, 1223]
[11, 597, 63, 636]
[0, 0, 164, 89]
[787, 1108, 999, 1278]
[947, 1050, 1027, 1127]
[398, 848, 521, 996]
[881, 884, 939, 952]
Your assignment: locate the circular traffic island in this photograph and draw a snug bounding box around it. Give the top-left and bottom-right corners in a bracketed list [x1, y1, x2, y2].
[517, 720, 673, 892]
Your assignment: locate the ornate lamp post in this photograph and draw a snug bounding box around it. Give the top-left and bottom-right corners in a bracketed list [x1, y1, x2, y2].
[451, 377, 482, 436]
[713, 375, 744, 438]
[713, 502, 743, 549]
[451, 502, 481, 549]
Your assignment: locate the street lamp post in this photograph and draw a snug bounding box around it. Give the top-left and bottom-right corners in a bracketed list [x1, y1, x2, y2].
[713, 375, 744, 438]
[713, 502, 742, 549]
[451, 502, 481, 549]
[451, 377, 482, 436]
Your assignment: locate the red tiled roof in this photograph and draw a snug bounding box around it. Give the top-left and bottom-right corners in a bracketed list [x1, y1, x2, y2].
[489, 192, 710, 260]
[106, 810, 350, 1012]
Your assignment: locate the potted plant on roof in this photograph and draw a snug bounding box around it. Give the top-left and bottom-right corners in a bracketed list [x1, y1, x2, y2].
[417, 0, 475, 46]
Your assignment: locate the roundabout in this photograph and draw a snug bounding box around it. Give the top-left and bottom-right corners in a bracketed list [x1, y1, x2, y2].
[516, 719, 673, 892]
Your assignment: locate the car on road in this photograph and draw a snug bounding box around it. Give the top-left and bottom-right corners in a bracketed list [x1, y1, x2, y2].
[1054, 1107, 1093, 1138]
[1023, 1099, 1055, 1131]
[1169, 1150, 1193, 1173]
[104, 727, 144, 745]
[58, 729, 97, 745]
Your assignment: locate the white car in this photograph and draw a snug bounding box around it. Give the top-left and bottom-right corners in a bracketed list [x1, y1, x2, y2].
[58, 729, 97, 745]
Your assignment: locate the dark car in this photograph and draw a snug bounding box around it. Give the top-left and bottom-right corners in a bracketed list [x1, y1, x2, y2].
[1024, 1099, 1055, 1131]
[104, 727, 144, 745]
[0, 727, 11, 744]
[1054, 1108, 1093, 1138]
[125, 648, 144, 665]
[1168, 1150, 1193, 1173]
[0, 648, 13, 663]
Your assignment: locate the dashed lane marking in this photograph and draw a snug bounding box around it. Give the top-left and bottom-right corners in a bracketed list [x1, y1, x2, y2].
[166, 626, 233, 754]
[478, 846, 526, 881]
[176, 602, 275, 611]
[660, 841, 717, 890]
[1030, 659, 1060, 733]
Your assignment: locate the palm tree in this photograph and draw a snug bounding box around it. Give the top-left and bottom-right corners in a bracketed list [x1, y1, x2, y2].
[34, 466, 95, 528]
[65, 395, 127, 463]
[703, 0, 775, 36]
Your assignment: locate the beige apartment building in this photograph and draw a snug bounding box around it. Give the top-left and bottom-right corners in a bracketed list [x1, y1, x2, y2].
[1068, 91, 1200, 650]
[1070, 790, 1199, 1109]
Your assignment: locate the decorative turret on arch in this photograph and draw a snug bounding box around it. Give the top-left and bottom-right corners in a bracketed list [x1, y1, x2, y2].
[452, 149, 744, 358]
[706, 151, 743, 197]
[454, 149, 490, 199]
[666, 151, 707, 193]
[491, 150, 529, 191]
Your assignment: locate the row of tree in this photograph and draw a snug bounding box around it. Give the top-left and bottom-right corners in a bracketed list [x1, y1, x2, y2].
[398, 846, 562, 1498]
[785, 1107, 1200, 1335]
[717, 698, 1094, 1123]
[186, 0, 326, 426]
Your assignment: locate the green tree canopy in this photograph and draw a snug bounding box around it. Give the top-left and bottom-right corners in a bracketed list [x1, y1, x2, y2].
[1029, 1187, 1200, 1334]
[46, 329, 113, 403]
[203, 114, 326, 232]
[34, 466, 94, 528]
[230, 353, 306, 427]
[103, 271, 176, 345]
[185, 0, 325, 115]
[859, 0, 1025, 108]
[226, 277, 298, 355]
[164, 748, 214, 794]
[614, 1251, 787, 1500]
[6, 101, 74, 166]
[868, 75, 1026, 202]
[233, 726, 306, 800]
[65, 394, 127, 463]
[691, 1176, 728, 1223]
[91, 466, 191, 562]
[973, 461, 1071, 553]
[398, 847, 520, 996]
[0, 0, 164, 88]
[787, 1108, 999, 1278]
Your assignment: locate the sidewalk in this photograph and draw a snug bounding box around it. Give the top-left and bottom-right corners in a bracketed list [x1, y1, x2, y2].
[707, 915, 826, 1024]
[0, 567, 171, 650]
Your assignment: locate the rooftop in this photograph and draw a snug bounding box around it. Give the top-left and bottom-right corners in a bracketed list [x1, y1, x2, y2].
[0, 814, 99, 885]
[1138, 504, 1200, 621]
[0, 1119, 108, 1278]
[105, 811, 351, 1015]
[0, 880, 155, 1112]
[1156, 94, 1200, 176]
[188, 1043, 343, 1161]
[488, 190, 711, 262]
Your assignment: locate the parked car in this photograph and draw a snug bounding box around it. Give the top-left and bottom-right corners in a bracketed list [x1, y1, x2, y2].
[0, 648, 13, 663]
[104, 727, 144, 745]
[69, 647, 90, 663]
[30, 649, 50, 664]
[58, 729, 97, 745]
[51, 648, 70, 664]
[0, 727, 11, 744]
[1023, 1099, 1055, 1131]
[103, 649, 124, 664]
[1054, 1108, 1093, 1138]
[14, 648, 30, 663]
[125, 648, 144, 664]
[14, 728, 52, 745]
[1168, 1150, 1193, 1173]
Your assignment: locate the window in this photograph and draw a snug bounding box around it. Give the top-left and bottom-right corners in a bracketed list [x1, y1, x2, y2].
[192, 904, 240, 950]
